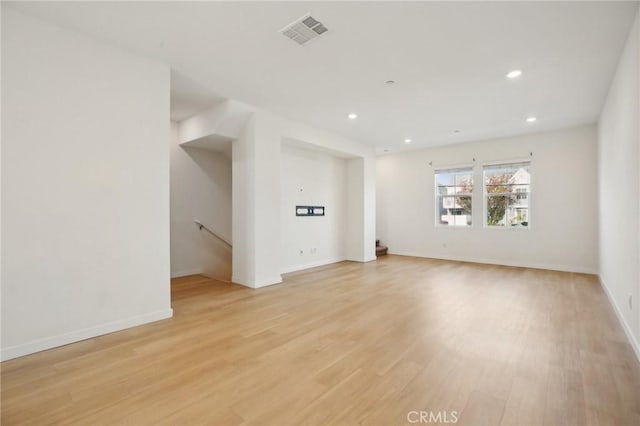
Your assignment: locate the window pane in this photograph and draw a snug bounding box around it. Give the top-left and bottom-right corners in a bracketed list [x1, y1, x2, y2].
[484, 162, 530, 227]
[484, 163, 530, 193]
[513, 190, 529, 206]
[437, 196, 472, 226]
[456, 173, 473, 194]
[484, 171, 513, 194]
[441, 195, 455, 209]
[456, 196, 472, 226]
[435, 167, 473, 227]
[487, 195, 508, 226]
[436, 171, 455, 187]
[455, 170, 473, 185]
[511, 207, 529, 227]
[456, 196, 472, 215]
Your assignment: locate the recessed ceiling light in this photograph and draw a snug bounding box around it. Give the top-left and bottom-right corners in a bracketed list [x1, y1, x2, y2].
[385, 80, 396, 85]
[453, 129, 461, 134]
[506, 69, 523, 79]
[526, 116, 537, 123]
[404, 138, 412, 144]
[348, 113, 358, 120]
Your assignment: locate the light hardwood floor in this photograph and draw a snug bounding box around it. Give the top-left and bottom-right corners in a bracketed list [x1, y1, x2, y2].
[2, 255, 639, 425]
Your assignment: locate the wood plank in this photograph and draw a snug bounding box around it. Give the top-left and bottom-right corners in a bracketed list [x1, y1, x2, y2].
[1, 256, 638, 425]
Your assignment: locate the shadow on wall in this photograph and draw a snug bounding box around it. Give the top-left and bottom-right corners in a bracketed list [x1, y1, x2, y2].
[170, 123, 233, 282]
[185, 147, 232, 282]
[199, 228, 232, 282]
[183, 145, 232, 182]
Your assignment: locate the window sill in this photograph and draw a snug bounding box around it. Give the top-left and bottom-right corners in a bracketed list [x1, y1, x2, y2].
[483, 225, 530, 231]
[434, 225, 474, 230]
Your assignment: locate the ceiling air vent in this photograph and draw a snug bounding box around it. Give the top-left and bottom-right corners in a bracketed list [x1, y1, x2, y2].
[280, 14, 328, 45]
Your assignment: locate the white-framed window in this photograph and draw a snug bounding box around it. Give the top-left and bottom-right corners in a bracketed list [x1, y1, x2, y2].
[435, 167, 473, 227]
[483, 161, 531, 228]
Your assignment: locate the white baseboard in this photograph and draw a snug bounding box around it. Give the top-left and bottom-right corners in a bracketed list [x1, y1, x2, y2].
[388, 250, 597, 275]
[1, 308, 174, 361]
[599, 276, 640, 363]
[344, 255, 378, 263]
[171, 268, 204, 278]
[231, 275, 283, 289]
[281, 257, 346, 274]
[253, 276, 283, 288]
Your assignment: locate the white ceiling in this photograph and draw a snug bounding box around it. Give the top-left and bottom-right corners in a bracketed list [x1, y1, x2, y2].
[170, 70, 225, 122]
[7, 1, 638, 153]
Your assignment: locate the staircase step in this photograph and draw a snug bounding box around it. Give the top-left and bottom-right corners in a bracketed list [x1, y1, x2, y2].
[376, 245, 388, 256]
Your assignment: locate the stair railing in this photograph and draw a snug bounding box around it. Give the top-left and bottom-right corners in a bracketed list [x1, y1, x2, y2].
[194, 220, 232, 249]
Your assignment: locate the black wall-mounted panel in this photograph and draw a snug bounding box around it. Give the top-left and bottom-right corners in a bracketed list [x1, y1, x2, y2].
[296, 206, 325, 216]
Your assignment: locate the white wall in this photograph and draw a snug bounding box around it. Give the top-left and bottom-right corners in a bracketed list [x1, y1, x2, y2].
[170, 122, 232, 279]
[278, 116, 377, 264]
[598, 10, 640, 359]
[232, 111, 283, 288]
[1, 8, 172, 360]
[377, 125, 598, 274]
[346, 158, 365, 261]
[229, 108, 377, 288]
[280, 144, 347, 273]
[178, 99, 253, 145]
